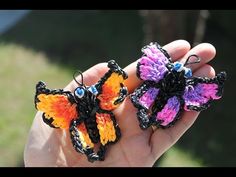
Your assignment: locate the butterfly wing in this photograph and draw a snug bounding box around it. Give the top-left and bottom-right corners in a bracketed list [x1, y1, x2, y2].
[137, 42, 171, 83]
[96, 60, 128, 111]
[150, 96, 184, 128]
[96, 110, 121, 146]
[70, 120, 94, 153]
[70, 118, 100, 161]
[131, 84, 184, 129]
[35, 81, 78, 129]
[70, 111, 119, 162]
[130, 81, 161, 129]
[70, 118, 104, 162]
[69, 110, 120, 162]
[183, 71, 226, 111]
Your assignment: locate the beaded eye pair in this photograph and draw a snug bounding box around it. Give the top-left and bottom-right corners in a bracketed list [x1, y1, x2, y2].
[34, 42, 226, 162]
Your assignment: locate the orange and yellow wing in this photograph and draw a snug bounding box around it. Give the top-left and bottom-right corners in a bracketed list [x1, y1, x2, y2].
[96, 60, 128, 111]
[96, 110, 121, 146]
[35, 81, 78, 129]
[70, 120, 94, 154]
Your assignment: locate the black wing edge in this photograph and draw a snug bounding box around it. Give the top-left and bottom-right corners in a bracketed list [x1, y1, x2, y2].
[150, 96, 185, 129]
[185, 71, 227, 111]
[35, 81, 76, 108]
[69, 110, 121, 163]
[34, 81, 77, 128]
[95, 60, 128, 105]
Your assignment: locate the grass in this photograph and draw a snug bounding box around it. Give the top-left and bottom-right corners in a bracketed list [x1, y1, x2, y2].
[158, 146, 203, 167]
[0, 43, 73, 166]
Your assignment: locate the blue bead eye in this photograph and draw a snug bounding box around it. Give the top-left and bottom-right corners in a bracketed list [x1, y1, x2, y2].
[184, 68, 192, 78]
[88, 85, 98, 95]
[75, 87, 85, 98]
[173, 62, 183, 72]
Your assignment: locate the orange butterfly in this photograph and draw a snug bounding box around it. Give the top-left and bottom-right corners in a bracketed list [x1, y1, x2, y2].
[35, 60, 128, 162]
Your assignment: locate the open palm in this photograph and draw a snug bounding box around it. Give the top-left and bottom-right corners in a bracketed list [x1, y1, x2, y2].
[24, 40, 216, 167]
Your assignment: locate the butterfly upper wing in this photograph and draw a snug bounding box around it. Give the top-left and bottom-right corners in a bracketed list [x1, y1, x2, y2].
[183, 71, 226, 111]
[96, 60, 128, 111]
[137, 42, 171, 83]
[35, 81, 78, 129]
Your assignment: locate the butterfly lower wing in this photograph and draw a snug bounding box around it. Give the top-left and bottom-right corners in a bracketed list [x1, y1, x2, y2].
[130, 82, 160, 129]
[96, 60, 128, 111]
[70, 120, 94, 153]
[151, 96, 184, 128]
[35, 81, 78, 129]
[137, 42, 171, 83]
[96, 110, 121, 145]
[70, 119, 103, 162]
[183, 72, 226, 111]
[70, 110, 120, 162]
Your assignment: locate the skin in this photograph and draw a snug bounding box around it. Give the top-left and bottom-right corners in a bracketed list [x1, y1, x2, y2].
[24, 40, 216, 167]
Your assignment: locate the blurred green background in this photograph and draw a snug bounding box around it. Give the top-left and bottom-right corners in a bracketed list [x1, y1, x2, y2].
[0, 10, 235, 167]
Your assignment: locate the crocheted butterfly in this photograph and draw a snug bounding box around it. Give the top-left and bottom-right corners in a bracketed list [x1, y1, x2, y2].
[130, 42, 226, 129]
[35, 60, 128, 162]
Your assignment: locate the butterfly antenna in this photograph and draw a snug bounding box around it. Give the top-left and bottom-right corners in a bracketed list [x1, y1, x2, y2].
[184, 54, 201, 66]
[73, 70, 84, 86]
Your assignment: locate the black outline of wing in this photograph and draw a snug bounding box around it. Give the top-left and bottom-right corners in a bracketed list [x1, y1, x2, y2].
[184, 71, 226, 111]
[35, 81, 78, 129]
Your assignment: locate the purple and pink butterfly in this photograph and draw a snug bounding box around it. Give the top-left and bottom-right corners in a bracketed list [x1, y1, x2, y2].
[130, 42, 226, 129]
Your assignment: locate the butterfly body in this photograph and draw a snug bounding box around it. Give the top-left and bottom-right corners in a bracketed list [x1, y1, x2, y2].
[35, 60, 128, 162]
[131, 42, 226, 129]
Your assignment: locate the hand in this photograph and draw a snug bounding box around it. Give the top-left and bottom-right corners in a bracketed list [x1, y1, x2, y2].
[24, 40, 216, 167]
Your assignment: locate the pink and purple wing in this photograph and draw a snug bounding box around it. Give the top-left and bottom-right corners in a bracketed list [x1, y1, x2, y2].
[131, 84, 160, 110]
[152, 96, 184, 128]
[130, 83, 160, 129]
[183, 71, 226, 111]
[137, 42, 171, 83]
